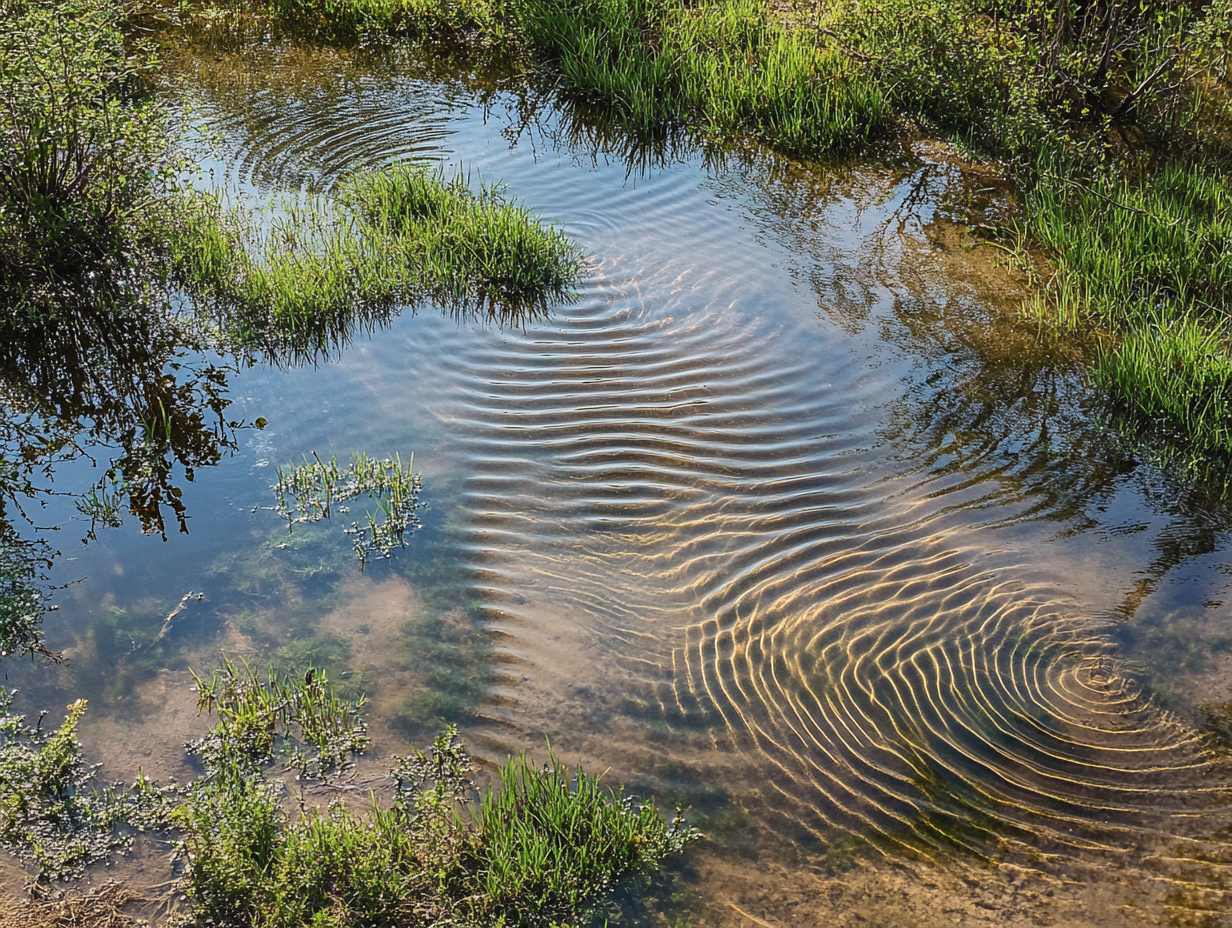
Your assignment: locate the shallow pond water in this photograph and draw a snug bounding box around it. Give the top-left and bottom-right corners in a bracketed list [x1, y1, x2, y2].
[6, 40, 1232, 928]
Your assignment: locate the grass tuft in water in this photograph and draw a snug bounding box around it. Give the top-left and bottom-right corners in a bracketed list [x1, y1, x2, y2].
[175, 162, 581, 357]
[273, 451, 424, 566]
[472, 746, 697, 924]
[188, 656, 371, 781]
[340, 162, 582, 312]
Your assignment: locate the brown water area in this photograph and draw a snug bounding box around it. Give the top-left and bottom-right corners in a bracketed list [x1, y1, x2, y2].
[5, 40, 1232, 928]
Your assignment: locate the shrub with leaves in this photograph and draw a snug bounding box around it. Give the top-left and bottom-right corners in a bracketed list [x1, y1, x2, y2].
[0, 0, 175, 318]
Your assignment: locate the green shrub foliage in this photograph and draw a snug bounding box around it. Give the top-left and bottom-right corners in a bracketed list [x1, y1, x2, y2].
[0, 0, 175, 320]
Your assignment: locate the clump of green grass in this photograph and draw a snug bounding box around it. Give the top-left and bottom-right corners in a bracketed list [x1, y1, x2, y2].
[516, 0, 890, 151]
[1027, 164, 1232, 333]
[1026, 162, 1232, 461]
[340, 162, 582, 312]
[273, 451, 424, 566]
[173, 191, 404, 358]
[472, 749, 695, 923]
[175, 163, 581, 356]
[173, 662, 697, 928]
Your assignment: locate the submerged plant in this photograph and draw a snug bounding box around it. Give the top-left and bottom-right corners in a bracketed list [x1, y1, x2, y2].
[0, 693, 173, 891]
[189, 657, 370, 781]
[273, 451, 424, 566]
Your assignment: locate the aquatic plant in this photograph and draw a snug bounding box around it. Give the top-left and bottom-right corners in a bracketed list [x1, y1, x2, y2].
[189, 656, 370, 781]
[174, 664, 697, 928]
[394, 608, 492, 735]
[273, 451, 424, 566]
[0, 692, 173, 891]
[340, 162, 582, 313]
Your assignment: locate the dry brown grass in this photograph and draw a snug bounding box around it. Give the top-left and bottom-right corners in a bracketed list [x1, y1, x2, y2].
[0, 881, 141, 928]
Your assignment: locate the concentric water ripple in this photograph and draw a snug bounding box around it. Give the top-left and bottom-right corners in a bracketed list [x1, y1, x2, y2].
[181, 46, 464, 193]
[428, 178, 1232, 898]
[447, 280, 1231, 868]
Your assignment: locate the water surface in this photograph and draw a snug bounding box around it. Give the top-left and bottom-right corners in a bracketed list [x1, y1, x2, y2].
[8, 41, 1232, 927]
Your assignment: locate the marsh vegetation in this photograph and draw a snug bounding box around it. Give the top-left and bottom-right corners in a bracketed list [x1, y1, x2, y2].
[273, 452, 424, 565]
[0, 660, 696, 924]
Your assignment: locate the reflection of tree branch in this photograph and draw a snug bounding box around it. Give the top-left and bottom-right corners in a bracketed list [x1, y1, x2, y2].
[0, 307, 239, 540]
[878, 164, 939, 237]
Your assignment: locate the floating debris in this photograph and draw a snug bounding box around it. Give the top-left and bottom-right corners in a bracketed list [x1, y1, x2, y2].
[142, 591, 207, 652]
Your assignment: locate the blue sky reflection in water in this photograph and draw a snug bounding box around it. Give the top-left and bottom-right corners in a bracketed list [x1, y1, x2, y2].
[6, 42, 1232, 927]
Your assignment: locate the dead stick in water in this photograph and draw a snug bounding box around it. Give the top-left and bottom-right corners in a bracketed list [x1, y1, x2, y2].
[726, 902, 781, 928]
[141, 591, 205, 651]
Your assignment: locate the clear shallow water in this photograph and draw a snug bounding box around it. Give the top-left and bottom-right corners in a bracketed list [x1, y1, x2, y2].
[8, 41, 1232, 926]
